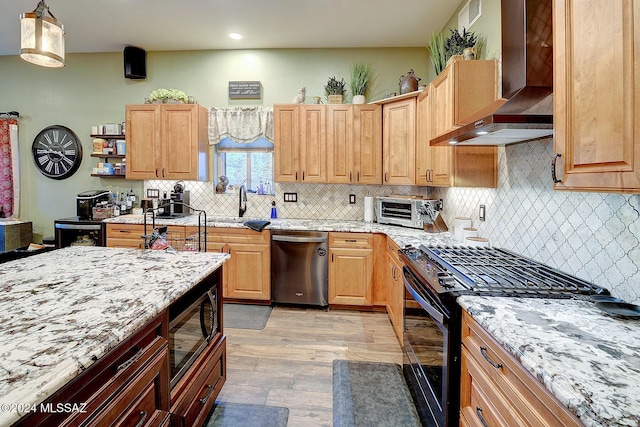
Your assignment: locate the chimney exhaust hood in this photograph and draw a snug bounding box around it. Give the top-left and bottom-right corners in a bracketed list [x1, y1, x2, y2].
[431, 0, 553, 146]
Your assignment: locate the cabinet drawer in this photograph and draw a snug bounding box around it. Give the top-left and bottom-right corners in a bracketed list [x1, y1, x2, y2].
[204, 227, 270, 245]
[24, 314, 168, 427]
[329, 232, 373, 248]
[91, 344, 169, 427]
[462, 311, 581, 427]
[171, 337, 226, 427]
[461, 347, 526, 427]
[106, 224, 144, 238]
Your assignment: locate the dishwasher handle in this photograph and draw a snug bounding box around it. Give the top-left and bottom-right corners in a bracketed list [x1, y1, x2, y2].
[272, 235, 327, 243]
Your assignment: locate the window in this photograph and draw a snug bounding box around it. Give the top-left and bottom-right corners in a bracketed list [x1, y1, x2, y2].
[215, 137, 274, 194]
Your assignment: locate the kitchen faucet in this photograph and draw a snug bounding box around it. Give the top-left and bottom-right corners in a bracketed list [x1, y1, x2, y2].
[238, 183, 248, 217]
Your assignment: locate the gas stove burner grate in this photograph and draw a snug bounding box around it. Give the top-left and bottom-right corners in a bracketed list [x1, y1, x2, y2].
[420, 245, 608, 296]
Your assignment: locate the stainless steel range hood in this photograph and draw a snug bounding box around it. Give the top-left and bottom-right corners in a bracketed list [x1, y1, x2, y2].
[431, 0, 553, 146]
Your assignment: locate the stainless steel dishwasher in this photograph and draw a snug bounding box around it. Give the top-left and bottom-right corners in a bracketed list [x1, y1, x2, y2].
[271, 230, 328, 306]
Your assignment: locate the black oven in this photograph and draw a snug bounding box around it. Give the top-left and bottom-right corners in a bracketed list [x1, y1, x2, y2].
[168, 269, 222, 388]
[399, 245, 609, 427]
[402, 266, 461, 427]
[54, 217, 105, 248]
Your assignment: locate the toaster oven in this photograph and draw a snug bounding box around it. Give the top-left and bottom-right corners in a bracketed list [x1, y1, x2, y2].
[376, 196, 430, 229]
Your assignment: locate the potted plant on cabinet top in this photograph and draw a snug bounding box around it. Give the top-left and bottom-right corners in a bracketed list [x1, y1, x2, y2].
[325, 76, 346, 104]
[428, 31, 447, 76]
[443, 27, 478, 64]
[147, 88, 189, 104]
[349, 61, 374, 104]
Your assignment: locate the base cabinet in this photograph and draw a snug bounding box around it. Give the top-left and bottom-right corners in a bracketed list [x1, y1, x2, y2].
[385, 238, 404, 340]
[106, 224, 186, 249]
[460, 311, 581, 427]
[204, 227, 270, 301]
[328, 232, 374, 306]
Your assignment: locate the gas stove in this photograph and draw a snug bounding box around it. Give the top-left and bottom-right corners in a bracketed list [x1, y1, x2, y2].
[399, 245, 610, 298]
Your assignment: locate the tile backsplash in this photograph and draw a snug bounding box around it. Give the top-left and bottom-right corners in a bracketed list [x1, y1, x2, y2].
[146, 138, 640, 303]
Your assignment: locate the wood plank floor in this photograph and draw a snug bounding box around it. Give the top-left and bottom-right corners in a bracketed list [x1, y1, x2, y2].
[216, 306, 403, 426]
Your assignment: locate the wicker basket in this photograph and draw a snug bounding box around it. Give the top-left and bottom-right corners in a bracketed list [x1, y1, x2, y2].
[327, 94, 343, 104]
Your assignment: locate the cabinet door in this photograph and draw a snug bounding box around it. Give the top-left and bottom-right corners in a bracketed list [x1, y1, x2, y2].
[382, 98, 416, 185]
[126, 105, 161, 180]
[225, 242, 270, 300]
[386, 250, 404, 340]
[300, 105, 327, 183]
[354, 105, 383, 184]
[327, 105, 353, 183]
[554, 0, 640, 192]
[417, 89, 454, 187]
[161, 104, 205, 181]
[274, 105, 300, 182]
[329, 247, 373, 305]
[430, 67, 454, 139]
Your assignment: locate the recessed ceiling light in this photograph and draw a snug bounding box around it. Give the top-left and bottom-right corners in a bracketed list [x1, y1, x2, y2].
[229, 33, 243, 40]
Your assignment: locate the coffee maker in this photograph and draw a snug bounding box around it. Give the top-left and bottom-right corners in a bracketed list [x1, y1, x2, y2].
[170, 191, 190, 214]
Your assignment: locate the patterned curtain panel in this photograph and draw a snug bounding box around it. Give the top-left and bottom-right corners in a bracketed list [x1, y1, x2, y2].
[208, 107, 274, 145]
[0, 118, 19, 217]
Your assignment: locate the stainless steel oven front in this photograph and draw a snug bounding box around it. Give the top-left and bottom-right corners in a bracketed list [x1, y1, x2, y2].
[402, 266, 461, 427]
[168, 272, 222, 388]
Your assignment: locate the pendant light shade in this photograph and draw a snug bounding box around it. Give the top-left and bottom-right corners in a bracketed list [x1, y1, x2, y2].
[20, 1, 65, 68]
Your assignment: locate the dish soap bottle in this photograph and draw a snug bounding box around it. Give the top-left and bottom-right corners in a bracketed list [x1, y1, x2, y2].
[270, 201, 277, 219]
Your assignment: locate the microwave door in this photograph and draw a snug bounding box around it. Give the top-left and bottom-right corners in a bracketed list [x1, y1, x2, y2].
[200, 289, 218, 341]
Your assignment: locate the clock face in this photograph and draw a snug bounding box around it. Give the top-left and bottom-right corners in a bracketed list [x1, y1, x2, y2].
[32, 125, 83, 180]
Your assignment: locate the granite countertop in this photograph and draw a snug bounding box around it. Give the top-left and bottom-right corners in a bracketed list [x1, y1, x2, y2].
[458, 296, 640, 427]
[0, 246, 229, 425]
[103, 214, 458, 249]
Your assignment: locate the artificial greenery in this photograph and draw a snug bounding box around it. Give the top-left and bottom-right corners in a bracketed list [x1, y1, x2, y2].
[349, 61, 374, 97]
[428, 31, 447, 76]
[443, 27, 478, 60]
[324, 76, 346, 96]
[148, 88, 189, 103]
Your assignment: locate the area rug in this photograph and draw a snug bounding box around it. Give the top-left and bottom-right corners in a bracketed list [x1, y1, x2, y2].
[333, 360, 421, 427]
[206, 401, 289, 427]
[223, 303, 272, 330]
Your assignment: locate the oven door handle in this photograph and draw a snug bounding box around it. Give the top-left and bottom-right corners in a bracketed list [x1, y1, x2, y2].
[403, 267, 445, 324]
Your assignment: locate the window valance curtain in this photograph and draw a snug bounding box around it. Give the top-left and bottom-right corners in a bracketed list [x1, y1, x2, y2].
[208, 106, 274, 145]
[0, 118, 20, 217]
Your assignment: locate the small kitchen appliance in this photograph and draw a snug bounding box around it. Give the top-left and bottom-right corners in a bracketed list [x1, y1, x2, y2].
[170, 190, 190, 215]
[376, 196, 435, 229]
[76, 190, 110, 220]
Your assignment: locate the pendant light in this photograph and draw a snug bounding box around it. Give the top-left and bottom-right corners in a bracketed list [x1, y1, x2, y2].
[20, 0, 65, 68]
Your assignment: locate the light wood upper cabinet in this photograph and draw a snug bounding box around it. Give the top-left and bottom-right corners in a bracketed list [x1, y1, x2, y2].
[327, 104, 382, 184]
[553, 0, 640, 192]
[382, 97, 416, 185]
[125, 104, 209, 181]
[274, 104, 326, 182]
[416, 89, 454, 186]
[429, 60, 499, 141]
[416, 87, 497, 188]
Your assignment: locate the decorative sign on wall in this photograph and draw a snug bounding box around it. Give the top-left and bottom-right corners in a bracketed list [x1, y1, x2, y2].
[228, 81, 262, 99]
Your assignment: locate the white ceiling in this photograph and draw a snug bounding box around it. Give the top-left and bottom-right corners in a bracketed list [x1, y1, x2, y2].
[0, 0, 459, 55]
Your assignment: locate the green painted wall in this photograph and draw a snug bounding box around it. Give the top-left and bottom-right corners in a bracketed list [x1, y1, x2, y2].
[0, 47, 429, 238]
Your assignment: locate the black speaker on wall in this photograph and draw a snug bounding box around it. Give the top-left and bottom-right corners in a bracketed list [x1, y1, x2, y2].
[123, 46, 146, 79]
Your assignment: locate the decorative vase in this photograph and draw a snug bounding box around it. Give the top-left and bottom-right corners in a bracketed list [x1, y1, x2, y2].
[463, 47, 476, 60]
[399, 69, 421, 94]
[328, 94, 343, 104]
[352, 95, 366, 104]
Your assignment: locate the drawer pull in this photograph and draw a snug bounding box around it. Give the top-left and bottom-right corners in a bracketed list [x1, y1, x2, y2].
[199, 384, 215, 404]
[476, 407, 490, 427]
[480, 346, 503, 369]
[134, 411, 147, 427]
[118, 229, 131, 233]
[345, 239, 357, 243]
[116, 347, 142, 372]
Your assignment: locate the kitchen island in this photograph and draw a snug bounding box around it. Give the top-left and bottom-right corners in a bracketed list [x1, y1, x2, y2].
[458, 296, 640, 426]
[0, 246, 229, 426]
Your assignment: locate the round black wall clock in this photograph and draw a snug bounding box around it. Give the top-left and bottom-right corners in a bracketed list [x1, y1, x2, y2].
[31, 125, 83, 180]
